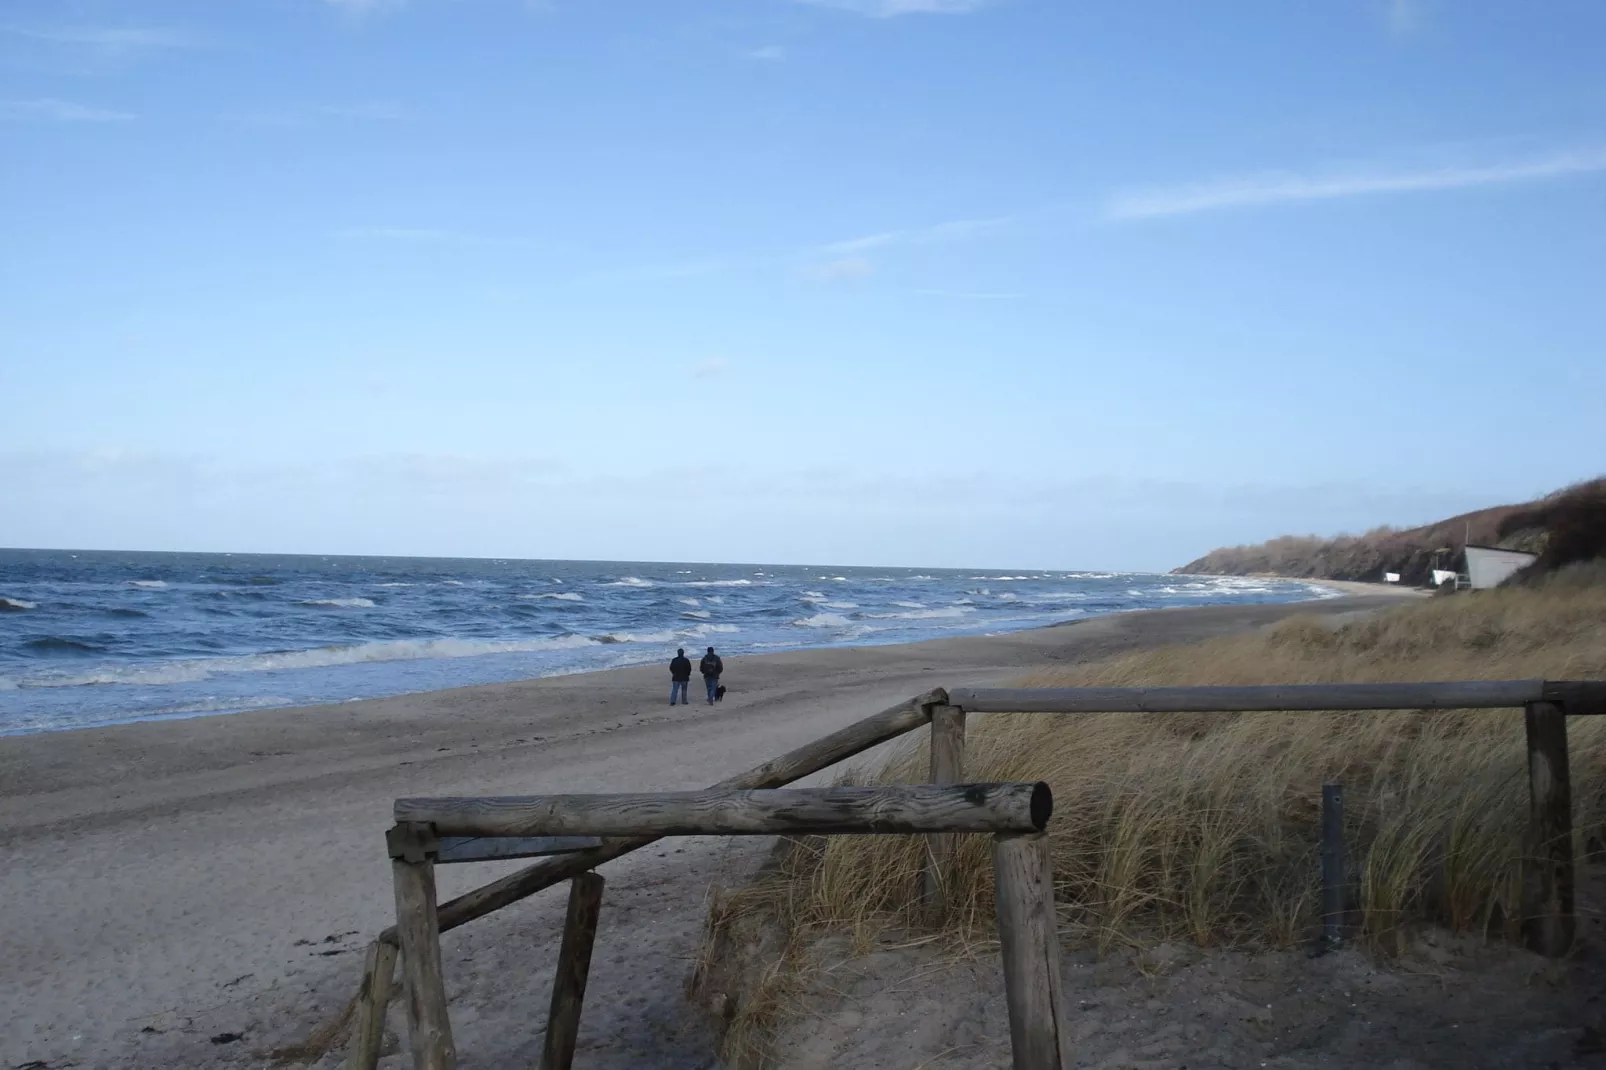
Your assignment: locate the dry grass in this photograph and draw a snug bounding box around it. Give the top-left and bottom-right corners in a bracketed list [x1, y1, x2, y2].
[697, 574, 1606, 1063]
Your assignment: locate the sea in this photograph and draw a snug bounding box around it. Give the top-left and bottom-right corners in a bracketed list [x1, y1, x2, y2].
[0, 550, 1338, 736]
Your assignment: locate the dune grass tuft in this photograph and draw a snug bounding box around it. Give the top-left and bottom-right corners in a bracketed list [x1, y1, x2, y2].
[707, 572, 1606, 983]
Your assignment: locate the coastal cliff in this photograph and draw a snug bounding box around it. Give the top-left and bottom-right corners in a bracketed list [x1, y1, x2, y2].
[1174, 477, 1604, 585]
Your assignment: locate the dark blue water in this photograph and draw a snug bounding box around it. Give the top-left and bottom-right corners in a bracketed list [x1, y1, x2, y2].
[0, 550, 1336, 735]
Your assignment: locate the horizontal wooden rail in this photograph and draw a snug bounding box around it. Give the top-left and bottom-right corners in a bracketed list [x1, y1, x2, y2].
[436, 836, 602, 864]
[395, 782, 1052, 838]
[376, 687, 947, 945]
[950, 680, 1606, 715]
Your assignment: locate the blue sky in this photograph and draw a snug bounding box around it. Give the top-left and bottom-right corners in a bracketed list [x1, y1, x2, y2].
[2, 0, 1603, 569]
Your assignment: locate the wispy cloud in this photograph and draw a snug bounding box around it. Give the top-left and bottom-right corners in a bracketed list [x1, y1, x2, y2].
[1107, 148, 1606, 220]
[1385, 0, 1428, 39]
[818, 216, 1010, 255]
[336, 227, 463, 242]
[691, 357, 729, 379]
[225, 110, 306, 129]
[320, 102, 408, 121]
[324, 0, 408, 17]
[909, 288, 1024, 300]
[4, 24, 200, 55]
[1, 97, 133, 123]
[792, 0, 989, 16]
[810, 256, 874, 281]
[743, 45, 786, 61]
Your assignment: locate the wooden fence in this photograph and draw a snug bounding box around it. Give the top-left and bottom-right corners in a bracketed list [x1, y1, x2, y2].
[344, 679, 1606, 1070]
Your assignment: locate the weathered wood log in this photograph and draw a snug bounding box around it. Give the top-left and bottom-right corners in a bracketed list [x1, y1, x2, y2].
[922, 702, 966, 925]
[392, 855, 455, 1070]
[394, 782, 1050, 839]
[539, 873, 605, 1070]
[1523, 700, 1575, 957]
[378, 688, 946, 945]
[992, 832, 1071, 1070]
[348, 939, 398, 1070]
[951, 680, 1558, 714]
[436, 835, 602, 864]
[1543, 681, 1606, 717]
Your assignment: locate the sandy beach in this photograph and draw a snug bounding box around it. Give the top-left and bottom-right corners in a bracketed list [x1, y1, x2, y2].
[0, 593, 1417, 1069]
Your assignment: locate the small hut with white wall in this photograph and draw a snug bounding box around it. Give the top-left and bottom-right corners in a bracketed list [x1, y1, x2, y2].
[1463, 545, 1538, 589]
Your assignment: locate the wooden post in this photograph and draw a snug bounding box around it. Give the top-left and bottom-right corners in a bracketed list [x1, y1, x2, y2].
[391, 825, 456, 1070]
[539, 873, 606, 1070]
[1523, 700, 1575, 957]
[923, 703, 966, 925]
[992, 832, 1071, 1070]
[1320, 782, 1345, 951]
[348, 939, 398, 1070]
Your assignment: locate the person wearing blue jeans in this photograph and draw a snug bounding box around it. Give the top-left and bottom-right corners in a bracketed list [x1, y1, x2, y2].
[668, 647, 692, 706]
[699, 646, 724, 705]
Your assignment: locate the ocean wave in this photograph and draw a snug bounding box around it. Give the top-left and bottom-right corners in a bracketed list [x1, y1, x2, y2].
[680, 579, 753, 588]
[681, 610, 712, 619]
[800, 591, 828, 603]
[129, 580, 167, 589]
[301, 598, 376, 609]
[820, 601, 858, 610]
[25, 637, 108, 654]
[376, 582, 414, 588]
[891, 600, 925, 609]
[603, 576, 655, 588]
[705, 596, 725, 604]
[678, 597, 701, 607]
[595, 629, 677, 644]
[1, 596, 37, 611]
[520, 592, 584, 602]
[19, 634, 604, 688]
[868, 606, 973, 620]
[0, 677, 16, 690]
[792, 612, 853, 628]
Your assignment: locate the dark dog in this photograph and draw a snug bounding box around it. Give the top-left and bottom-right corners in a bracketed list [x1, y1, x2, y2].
[715, 685, 726, 702]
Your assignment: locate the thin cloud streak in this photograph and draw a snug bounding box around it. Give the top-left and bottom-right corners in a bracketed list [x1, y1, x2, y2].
[743, 45, 786, 61]
[792, 0, 989, 16]
[1, 98, 134, 122]
[1107, 149, 1606, 220]
[336, 227, 463, 242]
[818, 215, 1011, 254]
[910, 288, 1024, 300]
[4, 24, 200, 53]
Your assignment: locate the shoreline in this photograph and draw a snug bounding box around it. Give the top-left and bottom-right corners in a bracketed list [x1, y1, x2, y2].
[2, 576, 1362, 740]
[0, 591, 1415, 1069]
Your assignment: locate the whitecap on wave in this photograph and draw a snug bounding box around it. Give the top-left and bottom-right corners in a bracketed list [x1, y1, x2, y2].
[17, 633, 604, 688]
[301, 598, 376, 609]
[791, 612, 853, 628]
[0, 596, 37, 611]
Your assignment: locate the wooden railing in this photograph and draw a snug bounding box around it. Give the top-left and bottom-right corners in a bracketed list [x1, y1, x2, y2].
[342, 679, 1606, 1070]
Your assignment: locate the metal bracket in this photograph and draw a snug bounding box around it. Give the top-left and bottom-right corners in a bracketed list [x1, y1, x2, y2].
[386, 822, 440, 864]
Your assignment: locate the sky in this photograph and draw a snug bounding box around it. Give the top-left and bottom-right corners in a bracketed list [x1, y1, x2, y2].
[2, 0, 1604, 570]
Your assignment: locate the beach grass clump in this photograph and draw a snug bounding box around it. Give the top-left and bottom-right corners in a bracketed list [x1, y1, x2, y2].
[704, 573, 1606, 981]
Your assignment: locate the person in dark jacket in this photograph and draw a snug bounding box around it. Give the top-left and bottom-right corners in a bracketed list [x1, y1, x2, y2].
[669, 647, 692, 706]
[699, 646, 723, 705]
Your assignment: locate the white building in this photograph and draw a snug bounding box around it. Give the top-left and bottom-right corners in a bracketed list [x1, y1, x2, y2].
[1463, 545, 1538, 589]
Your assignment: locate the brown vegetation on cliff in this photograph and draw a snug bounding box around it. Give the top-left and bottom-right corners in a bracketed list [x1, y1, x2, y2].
[1175, 477, 1603, 584]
